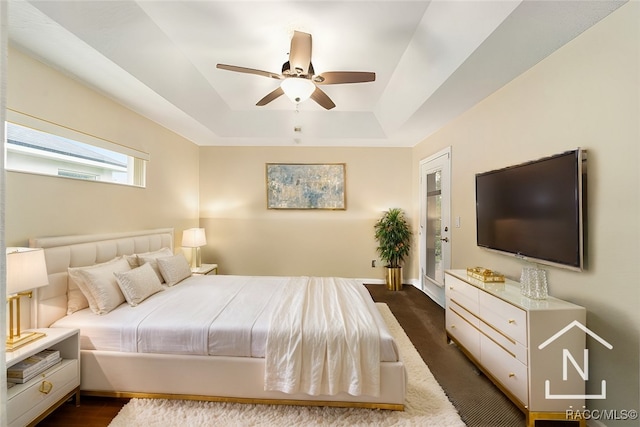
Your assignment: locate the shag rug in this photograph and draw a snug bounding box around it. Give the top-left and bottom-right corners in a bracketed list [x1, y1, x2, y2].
[109, 303, 464, 426]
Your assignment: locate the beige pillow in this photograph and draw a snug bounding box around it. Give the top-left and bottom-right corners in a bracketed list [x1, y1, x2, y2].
[114, 262, 164, 306]
[68, 257, 125, 314]
[157, 253, 192, 286]
[66, 281, 91, 315]
[137, 247, 174, 282]
[73, 257, 131, 314]
[124, 254, 140, 268]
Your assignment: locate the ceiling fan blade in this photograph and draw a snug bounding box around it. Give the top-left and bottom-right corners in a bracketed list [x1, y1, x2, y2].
[289, 31, 312, 75]
[310, 87, 336, 110]
[217, 64, 282, 80]
[315, 71, 376, 85]
[256, 87, 285, 106]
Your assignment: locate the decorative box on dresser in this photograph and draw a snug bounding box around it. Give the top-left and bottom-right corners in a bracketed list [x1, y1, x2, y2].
[444, 270, 587, 427]
[6, 328, 80, 427]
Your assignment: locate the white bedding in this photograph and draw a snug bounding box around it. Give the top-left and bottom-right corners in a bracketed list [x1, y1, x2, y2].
[265, 277, 381, 397]
[52, 275, 399, 363]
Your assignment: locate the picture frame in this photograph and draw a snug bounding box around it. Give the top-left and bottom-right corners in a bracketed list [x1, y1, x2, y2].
[266, 163, 346, 210]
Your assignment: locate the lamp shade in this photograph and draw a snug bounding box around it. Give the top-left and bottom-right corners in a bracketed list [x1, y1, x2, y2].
[6, 247, 49, 295]
[281, 77, 315, 103]
[182, 228, 207, 248]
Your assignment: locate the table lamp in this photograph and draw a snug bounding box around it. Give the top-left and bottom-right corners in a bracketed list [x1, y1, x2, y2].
[182, 228, 206, 269]
[6, 247, 49, 351]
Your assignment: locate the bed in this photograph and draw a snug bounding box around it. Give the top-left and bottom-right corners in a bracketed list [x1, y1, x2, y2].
[30, 228, 406, 410]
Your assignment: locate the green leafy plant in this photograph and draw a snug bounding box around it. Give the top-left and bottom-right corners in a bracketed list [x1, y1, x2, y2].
[374, 208, 412, 268]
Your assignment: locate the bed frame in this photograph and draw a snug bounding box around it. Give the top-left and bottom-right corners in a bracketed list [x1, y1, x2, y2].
[30, 229, 406, 410]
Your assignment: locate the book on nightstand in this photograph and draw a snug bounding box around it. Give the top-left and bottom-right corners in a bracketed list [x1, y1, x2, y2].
[7, 349, 62, 383]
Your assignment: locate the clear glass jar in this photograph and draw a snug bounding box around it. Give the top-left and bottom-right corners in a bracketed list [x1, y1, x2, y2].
[520, 266, 548, 299]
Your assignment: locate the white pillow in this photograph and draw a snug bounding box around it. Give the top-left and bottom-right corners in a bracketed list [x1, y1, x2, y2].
[67, 257, 125, 314]
[114, 262, 164, 306]
[124, 248, 172, 268]
[66, 280, 91, 315]
[157, 253, 192, 286]
[124, 254, 140, 268]
[73, 257, 131, 314]
[137, 247, 174, 282]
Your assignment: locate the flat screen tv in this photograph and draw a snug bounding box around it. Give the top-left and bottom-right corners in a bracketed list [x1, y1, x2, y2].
[475, 148, 587, 271]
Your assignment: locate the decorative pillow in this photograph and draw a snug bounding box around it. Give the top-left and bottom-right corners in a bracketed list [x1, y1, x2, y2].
[124, 254, 140, 268]
[135, 247, 173, 263]
[156, 253, 192, 286]
[67, 257, 125, 314]
[72, 257, 131, 315]
[137, 247, 174, 283]
[114, 262, 164, 306]
[66, 281, 91, 315]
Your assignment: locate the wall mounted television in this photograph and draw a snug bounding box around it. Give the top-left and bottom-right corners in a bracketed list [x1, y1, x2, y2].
[475, 148, 587, 271]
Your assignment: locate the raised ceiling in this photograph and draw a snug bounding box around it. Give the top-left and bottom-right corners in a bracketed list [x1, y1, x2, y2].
[7, 0, 625, 147]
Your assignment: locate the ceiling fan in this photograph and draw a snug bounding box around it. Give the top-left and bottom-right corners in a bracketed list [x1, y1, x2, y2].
[217, 31, 375, 110]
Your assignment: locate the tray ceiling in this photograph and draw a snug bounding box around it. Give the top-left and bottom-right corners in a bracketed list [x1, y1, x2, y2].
[7, 0, 626, 147]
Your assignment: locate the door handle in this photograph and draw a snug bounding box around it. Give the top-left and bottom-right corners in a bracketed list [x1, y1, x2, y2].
[441, 237, 449, 242]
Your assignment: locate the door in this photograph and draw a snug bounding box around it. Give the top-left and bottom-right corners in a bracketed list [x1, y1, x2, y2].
[419, 148, 451, 307]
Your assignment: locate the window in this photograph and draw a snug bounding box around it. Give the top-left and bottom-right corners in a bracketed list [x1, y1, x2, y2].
[5, 110, 148, 187]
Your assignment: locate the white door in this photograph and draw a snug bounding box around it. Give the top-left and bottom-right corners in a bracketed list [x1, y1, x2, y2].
[419, 148, 451, 307]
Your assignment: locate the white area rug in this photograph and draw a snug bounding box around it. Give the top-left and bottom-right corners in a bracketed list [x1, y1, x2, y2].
[109, 303, 464, 426]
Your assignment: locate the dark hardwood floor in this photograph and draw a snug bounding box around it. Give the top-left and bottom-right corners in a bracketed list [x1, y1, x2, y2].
[36, 284, 525, 426]
[36, 396, 128, 427]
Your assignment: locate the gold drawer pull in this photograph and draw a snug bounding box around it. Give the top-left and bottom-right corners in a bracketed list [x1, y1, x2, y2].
[39, 380, 53, 394]
[508, 373, 515, 378]
[508, 319, 515, 324]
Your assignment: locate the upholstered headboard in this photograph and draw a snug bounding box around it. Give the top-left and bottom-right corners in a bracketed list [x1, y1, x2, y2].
[29, 228, 174, 328]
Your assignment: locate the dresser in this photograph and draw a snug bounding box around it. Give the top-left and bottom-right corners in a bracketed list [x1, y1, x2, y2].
[445, 270, 586, 427]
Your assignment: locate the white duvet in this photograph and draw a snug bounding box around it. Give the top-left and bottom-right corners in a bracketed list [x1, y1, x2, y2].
[53, 275, 398, 396]
[264, 276, 381, 397]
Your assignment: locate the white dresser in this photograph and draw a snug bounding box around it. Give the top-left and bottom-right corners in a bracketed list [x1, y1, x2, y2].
[445, 270, 586, 427]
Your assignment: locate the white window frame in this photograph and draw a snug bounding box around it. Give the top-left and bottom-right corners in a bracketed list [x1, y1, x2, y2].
[5, 109, 149, 187]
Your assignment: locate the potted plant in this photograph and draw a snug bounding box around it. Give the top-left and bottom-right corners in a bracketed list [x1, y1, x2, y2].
[374, 208, 412, 291]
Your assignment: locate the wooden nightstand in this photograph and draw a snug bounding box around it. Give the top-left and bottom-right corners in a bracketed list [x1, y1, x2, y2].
[191, 263, 218, 275]
[6, 328, 81, 427]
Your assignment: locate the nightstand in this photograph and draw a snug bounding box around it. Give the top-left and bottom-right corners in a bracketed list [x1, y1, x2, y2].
[6, 328, 80, 427]
[191, 263, 218, 275]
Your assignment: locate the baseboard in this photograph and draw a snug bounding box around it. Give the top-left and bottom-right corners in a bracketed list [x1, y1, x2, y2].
[359, 278, 428, 290]
[358, 278, 386, 285]
[359, 278, 420, 286]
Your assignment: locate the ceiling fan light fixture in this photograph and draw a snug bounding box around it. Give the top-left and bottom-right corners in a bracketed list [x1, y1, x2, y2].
[281, 77, 315, 104]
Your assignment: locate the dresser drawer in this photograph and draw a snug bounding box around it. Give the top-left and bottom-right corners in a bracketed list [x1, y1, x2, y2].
[479, 291, 527, 345]
[8, 359, 79, 426]
[480, 335, 528, 407]
[479, 321, 528, 365]
[445, 274, 479, 316]
[446, 303, 480, 358]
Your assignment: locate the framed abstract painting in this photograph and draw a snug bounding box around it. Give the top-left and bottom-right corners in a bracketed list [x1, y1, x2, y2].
[266, 163, 346, 210]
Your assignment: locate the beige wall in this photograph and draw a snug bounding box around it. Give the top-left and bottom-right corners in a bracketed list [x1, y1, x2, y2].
[412, 2, 639, 421]
[5, 48, 201, 246]
[199, 146, 412, 279]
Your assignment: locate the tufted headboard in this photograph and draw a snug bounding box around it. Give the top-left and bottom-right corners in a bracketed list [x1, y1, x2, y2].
[29, 228, 174, 328]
